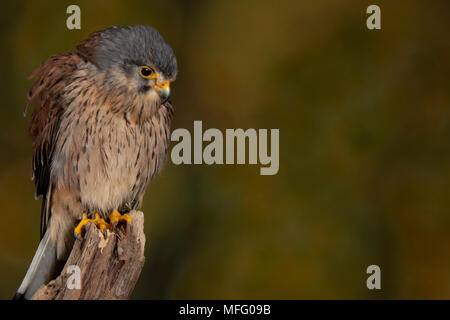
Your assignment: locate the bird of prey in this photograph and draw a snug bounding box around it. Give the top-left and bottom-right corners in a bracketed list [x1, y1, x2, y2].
[15, 25, 177, 299]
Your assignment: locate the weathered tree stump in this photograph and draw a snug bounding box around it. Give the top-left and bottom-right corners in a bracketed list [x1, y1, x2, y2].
[31, 210, 145, 300]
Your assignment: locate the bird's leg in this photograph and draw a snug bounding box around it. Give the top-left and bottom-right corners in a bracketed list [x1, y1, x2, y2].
[74, 213, 110, 239]
[108, 210, 133, 232]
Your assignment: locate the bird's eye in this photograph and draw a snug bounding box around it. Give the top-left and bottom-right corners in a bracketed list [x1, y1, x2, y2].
[139, 66, 156, 79]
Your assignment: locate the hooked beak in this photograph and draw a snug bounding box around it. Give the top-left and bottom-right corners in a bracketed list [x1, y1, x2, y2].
[153, 81, 170, 103]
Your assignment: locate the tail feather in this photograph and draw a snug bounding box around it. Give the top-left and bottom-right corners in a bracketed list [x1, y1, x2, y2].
[14, 229, 59, 300]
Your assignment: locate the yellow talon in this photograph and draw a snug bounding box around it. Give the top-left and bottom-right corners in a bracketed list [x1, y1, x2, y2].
[74, 213, 110, 239]
[109, 210, 133, 231]
[74, 210, 132, 239]
[74, 214, 89, 238]
[93, 213, 110, 237]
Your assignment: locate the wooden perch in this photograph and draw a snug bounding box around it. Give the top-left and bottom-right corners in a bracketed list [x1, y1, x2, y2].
[31, 210, 146, 300]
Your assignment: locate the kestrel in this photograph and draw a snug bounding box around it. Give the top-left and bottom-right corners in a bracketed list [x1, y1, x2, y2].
[15, 25, 177, 299]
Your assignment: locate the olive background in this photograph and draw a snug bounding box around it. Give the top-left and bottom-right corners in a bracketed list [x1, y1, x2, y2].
[0, 0, 449, 299]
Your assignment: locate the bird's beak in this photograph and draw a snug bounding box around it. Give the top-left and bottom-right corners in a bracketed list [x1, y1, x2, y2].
[153, 81, 170, 103]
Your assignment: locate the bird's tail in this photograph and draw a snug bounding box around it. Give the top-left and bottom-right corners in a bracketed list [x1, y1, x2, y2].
[13, 229, 60, 300]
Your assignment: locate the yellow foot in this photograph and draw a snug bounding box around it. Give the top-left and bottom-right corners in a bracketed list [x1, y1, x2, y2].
[74, 213, 110, 239]
[108, 210, 133, 232]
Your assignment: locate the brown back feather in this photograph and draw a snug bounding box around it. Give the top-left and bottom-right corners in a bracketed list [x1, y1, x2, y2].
[76, 29, 104, 66]
[25, 53, 82, 237]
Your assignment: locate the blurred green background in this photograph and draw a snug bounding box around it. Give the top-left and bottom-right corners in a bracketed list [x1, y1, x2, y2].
[1, 0, 449, 299]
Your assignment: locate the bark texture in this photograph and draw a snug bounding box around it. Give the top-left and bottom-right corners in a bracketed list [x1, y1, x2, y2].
[32, 210, 145, 300]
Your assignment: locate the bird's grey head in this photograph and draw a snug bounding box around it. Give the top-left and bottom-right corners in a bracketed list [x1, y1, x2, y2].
[92, 25, 177, 103]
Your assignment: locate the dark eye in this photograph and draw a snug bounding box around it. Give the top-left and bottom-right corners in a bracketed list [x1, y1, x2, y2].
[139, 66, 156, 79]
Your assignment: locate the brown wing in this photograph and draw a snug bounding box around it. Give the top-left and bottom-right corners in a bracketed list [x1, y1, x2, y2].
[25, 53, 82, 238]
